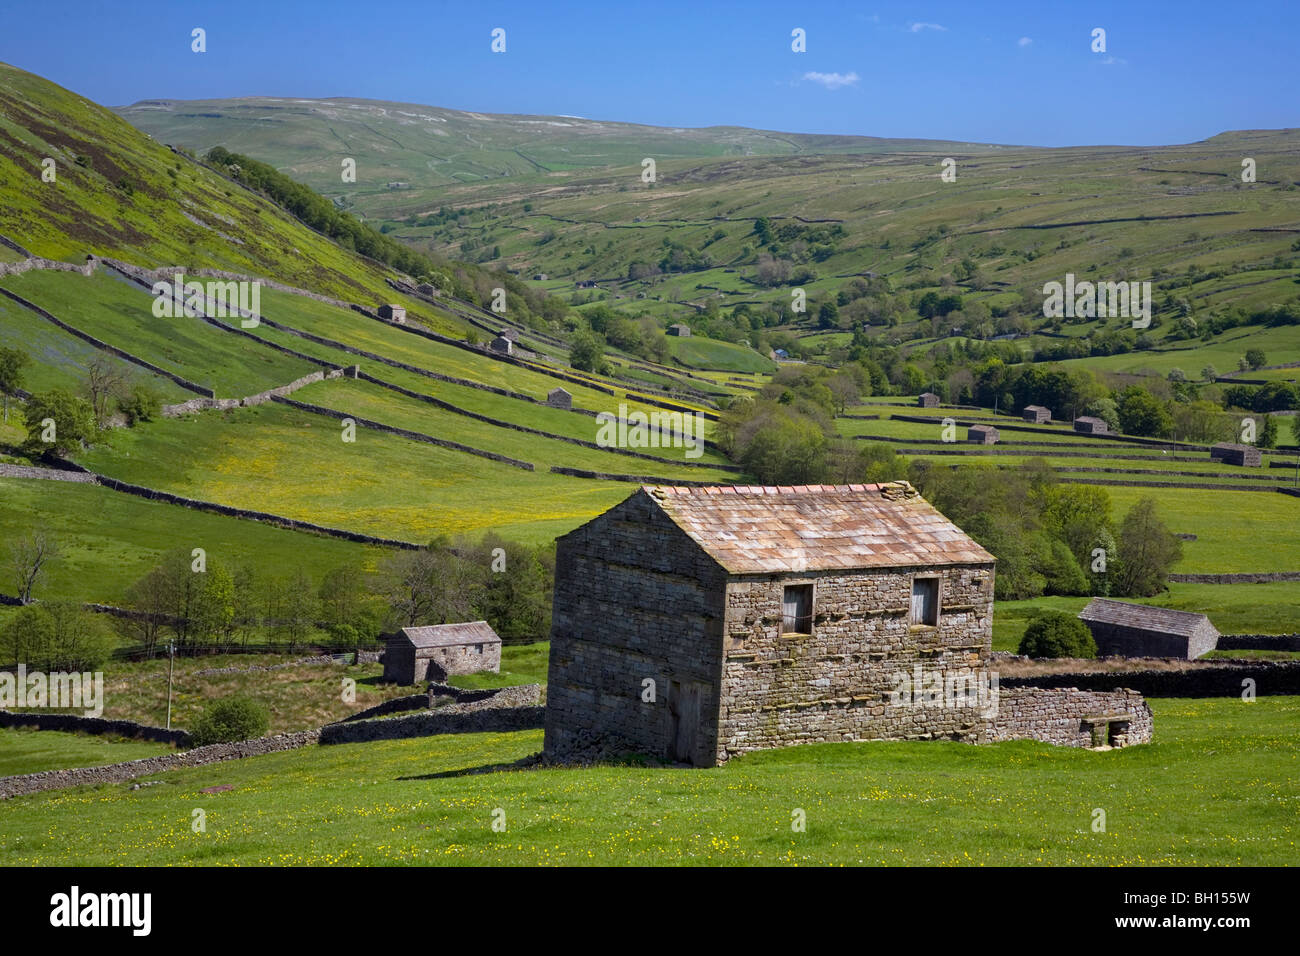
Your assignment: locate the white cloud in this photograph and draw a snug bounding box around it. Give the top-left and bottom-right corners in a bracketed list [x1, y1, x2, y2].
[801, 71, 860, 90]
[908, 22, 947, 33]
[1100, 55, 1128, 65]
[1018, 36, 1033, 47]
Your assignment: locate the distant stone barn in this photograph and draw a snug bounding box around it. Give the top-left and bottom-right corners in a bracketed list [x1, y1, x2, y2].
[1210, 442, 1262, 467]
[547, 387, 572, 409]
[667, 323, 691, 337]
[917, 392, 940, 408]
[1022, 405, 1051, 424]
[544, 484, 1152, 765]
[382, 622, 502, 684]
[497, 328, 520, 343]
[1073, 415, 1109, 435]
[1078, 599, 1219, 660]
[489, 335, 513, 355]
[967, 424, 999, 444]
[378, 304, 406, 324]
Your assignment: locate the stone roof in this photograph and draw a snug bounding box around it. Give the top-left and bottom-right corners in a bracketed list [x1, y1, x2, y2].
[969, 424, 999, 434]
[1078, 599, 1218, 638]
[396, 621, 501, 649]
[1074, 416, 1107, 426]
[642, 481, 995, 574]
[1024, 405, 1049, 413]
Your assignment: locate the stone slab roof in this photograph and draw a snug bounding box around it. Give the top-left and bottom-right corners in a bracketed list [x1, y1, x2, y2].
[1078, 599, 1218, 638]
[397, 621, 501, 649]
[1074, 416, 1107, 426]
[643, 481, 995, 574]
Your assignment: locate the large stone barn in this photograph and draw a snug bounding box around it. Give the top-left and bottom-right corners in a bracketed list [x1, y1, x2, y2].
[1210, 442, 1262, 467]
[1022, 405, 1051, 424]
[544, 483, 1154, 766]
[1078, 599, 1219, 660]
[382, 622, 502, 684]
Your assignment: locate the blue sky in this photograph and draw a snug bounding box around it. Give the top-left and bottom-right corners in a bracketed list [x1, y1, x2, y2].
[1, 0, 1295, 146]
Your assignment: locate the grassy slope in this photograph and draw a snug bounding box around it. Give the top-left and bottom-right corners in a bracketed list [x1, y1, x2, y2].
[1, 696, 1295, 865]
[0, 728, 174, 776]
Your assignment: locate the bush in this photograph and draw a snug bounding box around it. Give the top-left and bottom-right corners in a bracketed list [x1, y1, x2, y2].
[189, 695, 270, 746]
[1018, 611, 1098, 659]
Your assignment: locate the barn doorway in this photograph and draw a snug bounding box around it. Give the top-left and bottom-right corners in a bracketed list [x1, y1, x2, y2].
[668, 680, 704, 764]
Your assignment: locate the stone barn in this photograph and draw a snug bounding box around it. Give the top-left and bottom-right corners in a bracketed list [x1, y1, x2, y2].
[1078, 599, 1219, 660]
[378, 304, 406, 324]
[1073, 415, 1109, 435]
[544, 482, 1152, 766]
[667, 323, 691, 337]
[967, 424, 999, 444]
[489, 335, 513, 355]
[1022, 405, 1051, 424]
[547, 387, 572, 409]
[497, 328, 519, 343]
[382, 622, 502, 684]
[1210, 442, 1262, 467]
[917, 392, 940, 408]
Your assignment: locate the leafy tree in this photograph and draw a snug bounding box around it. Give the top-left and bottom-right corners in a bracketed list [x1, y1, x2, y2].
[119, 384, 162, 426]
[20, 389, 96, 457]
[1018, 611, 1097, 659]
[1114, 498, 1183, 597]
[319, 565, 384, 650]
[569, 328, 606, 373]
[1117, 386, 1172, 437]
[1259, 413, 1279, 449]
[189, 696, 270, 746]
[0, 347, 28, 424]
[1244, 348, 1267, 370]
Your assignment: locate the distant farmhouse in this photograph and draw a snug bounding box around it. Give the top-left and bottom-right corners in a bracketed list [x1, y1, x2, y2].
[382, 622, 502, 684]
[546, 387, 572, 409]
[667, 323, 691, 337]
[1073, 415, 1109, 435]
[378, 304, 406, 324]
[1022, 405, 1051, 424]
[968, 424, 999, 445]
[1210, 442, 1262, 467]
[1078, 599, 1219, 660]
[544, 483, 1151, 766]
[917, 392, 940, 408]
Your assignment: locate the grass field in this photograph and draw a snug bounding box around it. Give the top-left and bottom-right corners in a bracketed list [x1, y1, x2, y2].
[0, 728, 175, 776]
[1, 695, 1294, 865]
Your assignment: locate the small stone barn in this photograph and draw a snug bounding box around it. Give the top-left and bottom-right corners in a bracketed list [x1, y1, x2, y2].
[968, 424, 999, 444]
[382, 622, 502, 684]
[667, 323, 691, 337]
[497, 328, 519, 343]
[1078, 599, 1219, 660]
[1023, 405, 1051, 424]
[547, 387, 572, 409]
[1210, 442, 1262, 467]
[1073, 415, 1109, 435]
[544, 483, 1153, 766]
[917, 392, 940, 408]
[378, 304, 406, 324]
[489, 335, 513, 355]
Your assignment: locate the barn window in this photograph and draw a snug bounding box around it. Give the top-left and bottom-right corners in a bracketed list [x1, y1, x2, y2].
[782, 584, 813, 634]
[474, 644, 483, 654]
[911, 577, 939, 626]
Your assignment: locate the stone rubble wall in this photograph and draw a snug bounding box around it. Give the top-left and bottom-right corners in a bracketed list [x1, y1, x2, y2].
[986, 687, 1153, 747]
[1002, 660, 1300, 697]
[0, 730, 319, 800]
[0, 709, 190, 747]
[161, 366, 356, 417]
[0, 463, 98, 483]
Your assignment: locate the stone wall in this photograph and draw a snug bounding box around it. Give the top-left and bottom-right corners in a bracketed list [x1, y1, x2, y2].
[0, 463, 97, 483]
[548, 466, 716, 486]
[716, 563, 995, 761]
[1216, 634, 1300, 651]
[1002, 660, 1300, 696]
[0, 709, 189, 746]
[544, 490, 731, 766]
[0, 730, 319, 800]
[162, 366, 356, 417]
[1169, 572, 1300, 584]
[986, 687, 1152, 747]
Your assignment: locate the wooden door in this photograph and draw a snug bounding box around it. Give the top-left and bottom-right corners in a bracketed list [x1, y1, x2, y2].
[669, 680, 702, 764]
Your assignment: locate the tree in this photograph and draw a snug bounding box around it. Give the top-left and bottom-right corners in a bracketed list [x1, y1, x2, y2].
[1259, 413, 1279, 449]
[20, 389, 96, 457]
[817, 301, 840, 329]
[1018, 611, 1097, 659]
[273, 567, 318, 651]
[1117, 386, 1172, 437]
[569, 328, 605, 373]
[84, 357, 127, 426]
[0, 347, 29, 424]
[1200, 365, 1218, 383]
[119, 384, 162, 426]
[8, 526, 58, 604]
[319, 565, 383, 650]
[381, 539, 481, 629]
[1115, 498, 1183, 597]
[190, 696, 269, 746]
[1244, 348, 1267, 370]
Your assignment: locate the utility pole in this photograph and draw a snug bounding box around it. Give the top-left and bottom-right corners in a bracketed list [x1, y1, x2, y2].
[166, 642, 176, 731]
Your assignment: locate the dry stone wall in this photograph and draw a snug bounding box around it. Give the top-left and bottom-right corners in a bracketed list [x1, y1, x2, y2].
[0, 710, 189, 746]
[986, 688, 1152, 747]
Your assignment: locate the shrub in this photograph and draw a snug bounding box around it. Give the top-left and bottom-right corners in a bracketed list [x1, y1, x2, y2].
[1018, 611, 1098, 659]
[189, 695, 270, 746]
